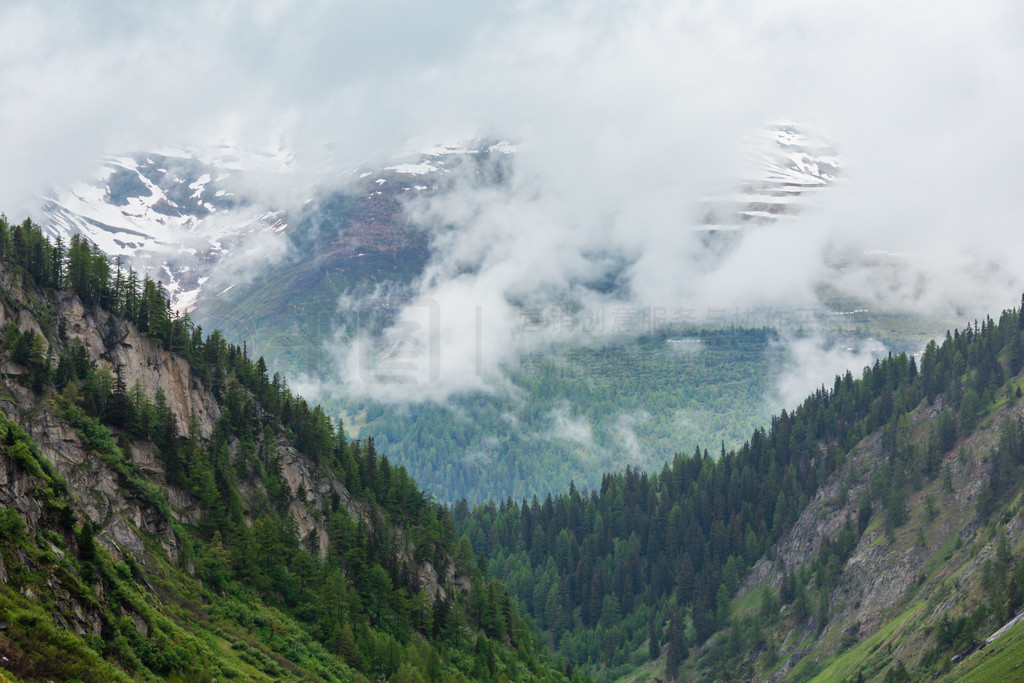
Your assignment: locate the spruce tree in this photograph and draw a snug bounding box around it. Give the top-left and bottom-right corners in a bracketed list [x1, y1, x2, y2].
[665, 609, 686, 678]
[648, 616, 661, 659]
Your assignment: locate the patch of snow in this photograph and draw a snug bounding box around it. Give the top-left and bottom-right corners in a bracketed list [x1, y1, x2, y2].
[385, 162, 439, 175]
[699, 122, 843, 232]
[189, 173, 212, 199]
[108, 156, 139, 170]
[173, 288, 202, 315]
[488, 141, 517, 154]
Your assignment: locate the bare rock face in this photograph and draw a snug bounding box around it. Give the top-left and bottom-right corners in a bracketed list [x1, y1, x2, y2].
[16, 310, 48, 354]
[414, 559, 450, 602]
[48, 576, 102, 636]
[0, 405, 127, 635]
[745, 401, 936, 592]
[166, 484, 201, 526]
[274, 438, 367, 557]
[271, 436, 464, 599]
[288, 499, 328, 552]
[58, 293, 221, 439]
[278, 440, 362, 514]
[100, 516, 146, 560]
[739, 391, 1024, 681]
[11, 401, 181, 565]
[409, 554, 469, 604]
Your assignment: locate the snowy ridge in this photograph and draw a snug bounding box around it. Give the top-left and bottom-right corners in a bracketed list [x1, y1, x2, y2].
[151, 144, 295, 174]
[376, 139, 516, 186]
[40, 129, 821, 316]
[697, 122, 843, 230]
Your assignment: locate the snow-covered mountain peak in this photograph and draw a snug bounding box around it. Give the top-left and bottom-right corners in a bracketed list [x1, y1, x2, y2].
[39, 129, 830, 316]
[378, 138, 516, 177]
[42, 149, 290, 313]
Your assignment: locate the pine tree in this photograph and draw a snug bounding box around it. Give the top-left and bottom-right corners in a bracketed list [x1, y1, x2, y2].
[665, 609, 687, 678]
[648, 616, 661, 659]
[105, 366, 131, 428]
[960, 388, 981, 434]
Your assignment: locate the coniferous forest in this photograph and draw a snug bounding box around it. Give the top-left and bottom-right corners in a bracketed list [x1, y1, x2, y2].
[0, 214, 571, 681]
[457, 299, 1024, 678]
[5, 211, 1024, 681]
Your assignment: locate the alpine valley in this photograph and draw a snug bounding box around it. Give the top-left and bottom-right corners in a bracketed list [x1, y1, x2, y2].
[0, 106, 1018, 683]
[37, 127, 951, 504]
[4, 183, 1024, 681]
[5, 2, 1024, 681]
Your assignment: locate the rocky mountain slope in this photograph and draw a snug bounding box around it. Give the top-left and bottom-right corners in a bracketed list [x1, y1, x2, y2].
[41, 147, 293, 312]
[679, 316, 1024, 681]
[722, 388, 1024, 679]
[39, 126, 835, 320]
[0, 216, 565, 682]
[460, 300, 1024, 681]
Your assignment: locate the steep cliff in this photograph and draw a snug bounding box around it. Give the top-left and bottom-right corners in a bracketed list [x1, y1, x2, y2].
[0, 262, 349, 571]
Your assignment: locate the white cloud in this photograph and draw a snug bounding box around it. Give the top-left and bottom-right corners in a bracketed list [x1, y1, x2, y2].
[771, 333, 883, 411]
[548, 404, 594, 447]
[4, 0, 1024, 405]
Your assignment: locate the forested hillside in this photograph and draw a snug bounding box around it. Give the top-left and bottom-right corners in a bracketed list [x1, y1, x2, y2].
[461, 295, 1024, 680]
[0, 215, 568, 682]
[710, 308, 1024, 682]
[349, 329, 781, 503]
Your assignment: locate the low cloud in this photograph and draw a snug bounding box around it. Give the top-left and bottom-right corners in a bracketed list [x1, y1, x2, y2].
[548, 404, 594, 448]
[612, 411, 652, 465]
[4, 1, 1024, 423]
[771, 333, 885, 411]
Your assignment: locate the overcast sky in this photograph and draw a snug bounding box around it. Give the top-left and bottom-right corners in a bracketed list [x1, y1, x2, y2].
[5, 1, 1022, 206]
[5, 0, 1024, 403]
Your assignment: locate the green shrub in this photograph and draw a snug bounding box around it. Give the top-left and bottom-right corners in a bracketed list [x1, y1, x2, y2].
[0, 506, 26, 539]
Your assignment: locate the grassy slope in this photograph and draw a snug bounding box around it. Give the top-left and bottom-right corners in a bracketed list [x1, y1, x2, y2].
[816, 390, 1024, 682]
[948, 618, 1024, 681]
[0, 410, 360, 682]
